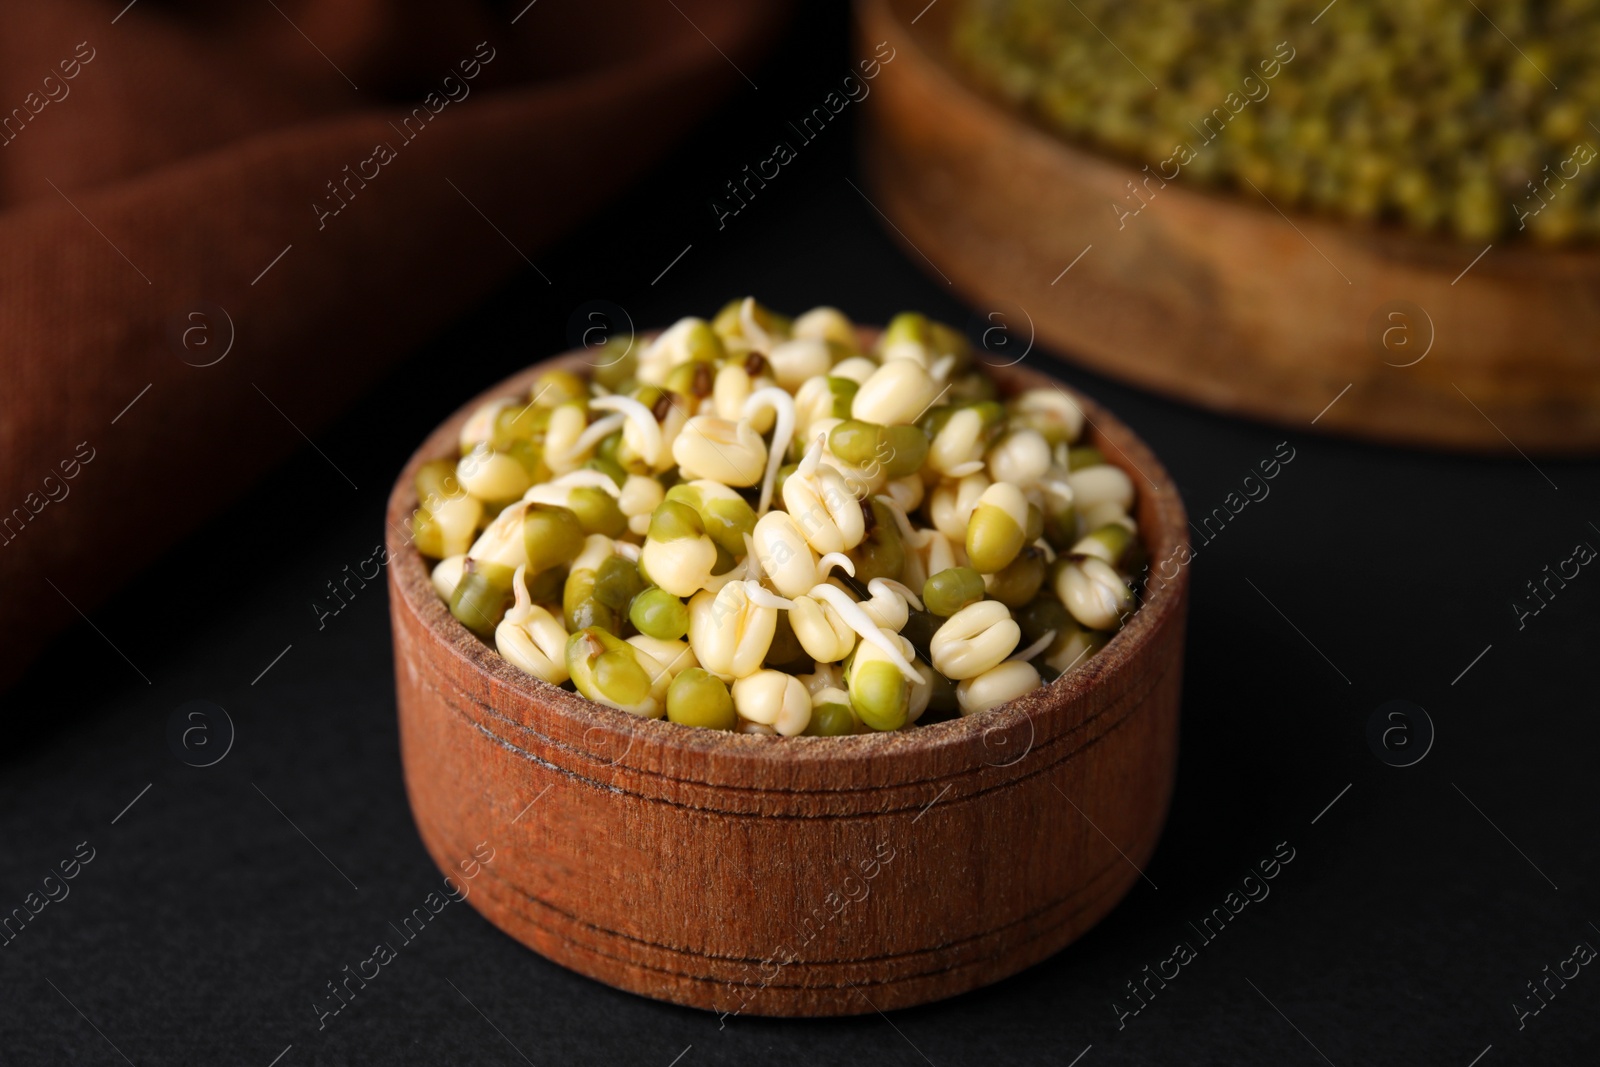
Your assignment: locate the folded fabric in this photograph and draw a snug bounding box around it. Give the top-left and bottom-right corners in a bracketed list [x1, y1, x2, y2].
[0, 0, 787, 691]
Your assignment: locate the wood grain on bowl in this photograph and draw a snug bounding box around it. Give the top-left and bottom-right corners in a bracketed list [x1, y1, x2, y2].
[386, 348, 1189, 1016]
[857, 0, 1600, 455]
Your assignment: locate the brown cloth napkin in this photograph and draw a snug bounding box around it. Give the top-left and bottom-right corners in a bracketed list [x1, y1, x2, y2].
[0, 0, 787, 692]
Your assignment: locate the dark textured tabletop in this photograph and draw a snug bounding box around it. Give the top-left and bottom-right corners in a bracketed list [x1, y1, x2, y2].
[3, 5, 1597, 1065]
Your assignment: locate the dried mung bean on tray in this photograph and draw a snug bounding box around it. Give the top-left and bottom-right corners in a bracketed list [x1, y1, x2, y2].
[411, 298, 1144, 736]
[953, 0, 1600, 242]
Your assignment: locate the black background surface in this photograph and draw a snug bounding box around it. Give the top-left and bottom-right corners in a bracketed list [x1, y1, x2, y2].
[3, 4, 1597, 1065]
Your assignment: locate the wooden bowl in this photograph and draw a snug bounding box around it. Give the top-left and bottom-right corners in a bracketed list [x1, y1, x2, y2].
[857, 0, 1600, 455]
[385, 348, 1189, 1016]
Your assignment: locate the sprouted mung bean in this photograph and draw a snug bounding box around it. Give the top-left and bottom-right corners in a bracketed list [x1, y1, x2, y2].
[410, 298, 1145, 736]
[953, 0, 1600, 243]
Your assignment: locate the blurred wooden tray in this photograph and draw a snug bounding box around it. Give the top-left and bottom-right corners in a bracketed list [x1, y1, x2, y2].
[856, 0, 1600, 454]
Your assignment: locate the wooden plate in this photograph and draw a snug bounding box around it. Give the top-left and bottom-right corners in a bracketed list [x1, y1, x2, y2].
[385, 345, 1190, 1016]
[857, 0, 1600, 455]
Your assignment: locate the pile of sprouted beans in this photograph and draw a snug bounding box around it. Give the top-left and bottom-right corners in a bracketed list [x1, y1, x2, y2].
[411, 299, 1144, 736]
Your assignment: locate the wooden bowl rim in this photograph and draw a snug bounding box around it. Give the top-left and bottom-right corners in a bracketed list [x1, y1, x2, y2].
[385, 333, 1189, 777]
[865, 0, 1600, 270]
